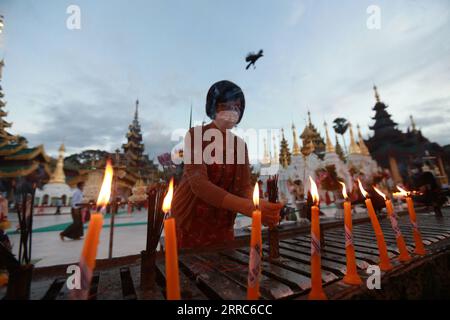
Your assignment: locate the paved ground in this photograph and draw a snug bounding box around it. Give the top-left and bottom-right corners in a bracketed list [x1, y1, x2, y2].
[4, 209, 257, 267]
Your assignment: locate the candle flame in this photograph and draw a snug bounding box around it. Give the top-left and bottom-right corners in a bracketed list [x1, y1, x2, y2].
[309, 176, 319, 205]
[339, 181, 348, 200]
[396, 185, 409, 197]
[358, 179, 369, 199]
[162, 178, 174, 214]
[96, 160, 114, 208]
[373, 186, 386, 201]
[253, 182, 260, 209]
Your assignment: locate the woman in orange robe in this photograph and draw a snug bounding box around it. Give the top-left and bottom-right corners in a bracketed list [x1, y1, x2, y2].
[171, 80, 282, 249]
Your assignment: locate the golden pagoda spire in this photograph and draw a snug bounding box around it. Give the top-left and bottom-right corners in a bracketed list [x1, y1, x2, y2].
[356, 124, 370, 156]
[323, 121, 335, 153]
[280, 128, 290, 168]
[262, 137, 270, 164]
[272, 134, 279, 164]
[308, 110, 312, 126]
[373, 85, 380, 103]
[348, 123, 361, 155]
[49, 143, 66, 184]
[291, 123, 301, 156]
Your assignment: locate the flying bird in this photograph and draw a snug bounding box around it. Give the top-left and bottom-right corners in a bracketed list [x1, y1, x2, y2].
[245, 49, 264, 70]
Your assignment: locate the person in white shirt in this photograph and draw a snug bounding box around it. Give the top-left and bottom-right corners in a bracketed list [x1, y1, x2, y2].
[60, 182, 85, 241]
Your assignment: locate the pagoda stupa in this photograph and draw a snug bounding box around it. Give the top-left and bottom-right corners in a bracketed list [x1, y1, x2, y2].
[121, 100, 159, 184]
[300, 111, 326, 158]
[279, 128, 291, 168]
[0, 59, 51, 193]
[78, 100, 159, 203]
[346, 122, 379, 183]
[35, 144, 73, 212]
[323, 121, 353, 190]
[365, 85, 448, 184]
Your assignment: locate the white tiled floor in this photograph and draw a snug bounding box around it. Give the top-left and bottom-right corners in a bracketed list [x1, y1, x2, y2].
[4, 210, 253, 268]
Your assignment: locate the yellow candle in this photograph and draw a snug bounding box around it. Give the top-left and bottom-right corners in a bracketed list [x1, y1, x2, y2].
[385, 199, 411, 262]
[358, 180, 392, 271]
[247, 183, 262, 300]
[162, 178, 181, 300]
[164, 217, 181, 300]
[396, 186, 427, 256]
[374, 187, 411, 262]
[81, 213, 104, 271]
[340, 182, 362, 285]
[74, 160, 113, 300]
[308, 177, 327, 300]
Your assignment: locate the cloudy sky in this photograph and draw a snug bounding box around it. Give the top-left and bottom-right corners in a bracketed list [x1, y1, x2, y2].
[0, 0, 449, 161]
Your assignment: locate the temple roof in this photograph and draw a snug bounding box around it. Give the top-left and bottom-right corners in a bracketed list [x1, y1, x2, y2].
[4, 145, 51, 162]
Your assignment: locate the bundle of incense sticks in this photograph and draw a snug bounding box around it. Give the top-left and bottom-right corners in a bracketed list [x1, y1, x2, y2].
[146, 183, 168, 254]
[17, 188, 36, 265]
[267, 175, 280, 260]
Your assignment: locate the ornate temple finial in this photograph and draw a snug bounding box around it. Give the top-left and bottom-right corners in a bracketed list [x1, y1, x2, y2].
[308, 110, 312, 126]
[410, 115, 417, 132]
[280, 128, 291, 167]
[335, 134, 345, 161]
[373, 85, 380, 103]
[291, 123, 301, 156]
[324, 121, 335, 153]
[272, 134, 279, 164]
[348, 122, 361, 155]
[189, 103, 193, 129]
[49, 143, 66, 184]
[0, 59, 4, 80]
[356, 124, 370, 156]
[134, 99, 139, 121]
[262, 137, 270, 164]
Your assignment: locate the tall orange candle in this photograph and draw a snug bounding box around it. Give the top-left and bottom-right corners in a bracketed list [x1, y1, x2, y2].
[247, 183, 262, 300]
[308, 177, 327, 300]
[73, 160, 113, 300]
[340, 182, 362, 285]
[358, 180, 392, 271]
[374, 187, 411, 262]
[162, 179, 181, 300]
[397, 186, 427, 255]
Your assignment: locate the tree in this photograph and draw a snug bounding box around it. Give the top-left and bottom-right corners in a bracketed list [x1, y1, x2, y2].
[333, 118, 349, 155]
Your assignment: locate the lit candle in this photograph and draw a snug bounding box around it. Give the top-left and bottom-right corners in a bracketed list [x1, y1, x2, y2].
[358, 180, 392, 271]
[397, 186, 427, 256]
[247, 182, 262, 300]
[308, 177, 327, 300]
[339, 182, 362, 285]
[73, 160, 113, 300]
[162, 179, 181, 300]
[373, 187, 411, 262]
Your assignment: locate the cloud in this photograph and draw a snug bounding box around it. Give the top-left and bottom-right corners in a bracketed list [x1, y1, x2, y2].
[287, 1, 306, 26]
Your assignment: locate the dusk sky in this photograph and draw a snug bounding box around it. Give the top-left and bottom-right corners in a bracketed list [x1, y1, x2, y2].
[0, 0, 449, 161]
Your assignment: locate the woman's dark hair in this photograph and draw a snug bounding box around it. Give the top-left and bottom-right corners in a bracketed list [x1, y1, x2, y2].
[206, 80, 245, 123]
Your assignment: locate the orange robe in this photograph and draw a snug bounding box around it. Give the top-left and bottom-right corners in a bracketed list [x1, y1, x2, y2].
[171, 122, 253, 249]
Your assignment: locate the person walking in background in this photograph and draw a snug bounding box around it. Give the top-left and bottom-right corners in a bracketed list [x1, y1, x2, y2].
[60, 182, 85, 240]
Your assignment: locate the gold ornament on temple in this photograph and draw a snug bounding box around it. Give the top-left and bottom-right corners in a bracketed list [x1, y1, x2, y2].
[356, 124, 370, 156]
[49, 143, 66, 184]
[324, 121, 335, 153]
[291, 123, 301, 156]
[348, 123, 361, 155]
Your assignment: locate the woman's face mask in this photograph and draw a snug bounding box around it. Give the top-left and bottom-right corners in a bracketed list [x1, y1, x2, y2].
[214, 110, 240, 129]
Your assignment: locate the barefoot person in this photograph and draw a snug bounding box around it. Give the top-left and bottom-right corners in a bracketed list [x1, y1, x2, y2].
[60, 182, 85, 240]
[171, 80, 283, 249]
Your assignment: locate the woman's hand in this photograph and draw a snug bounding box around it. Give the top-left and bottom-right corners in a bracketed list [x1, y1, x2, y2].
[259, 199, 284, 227]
